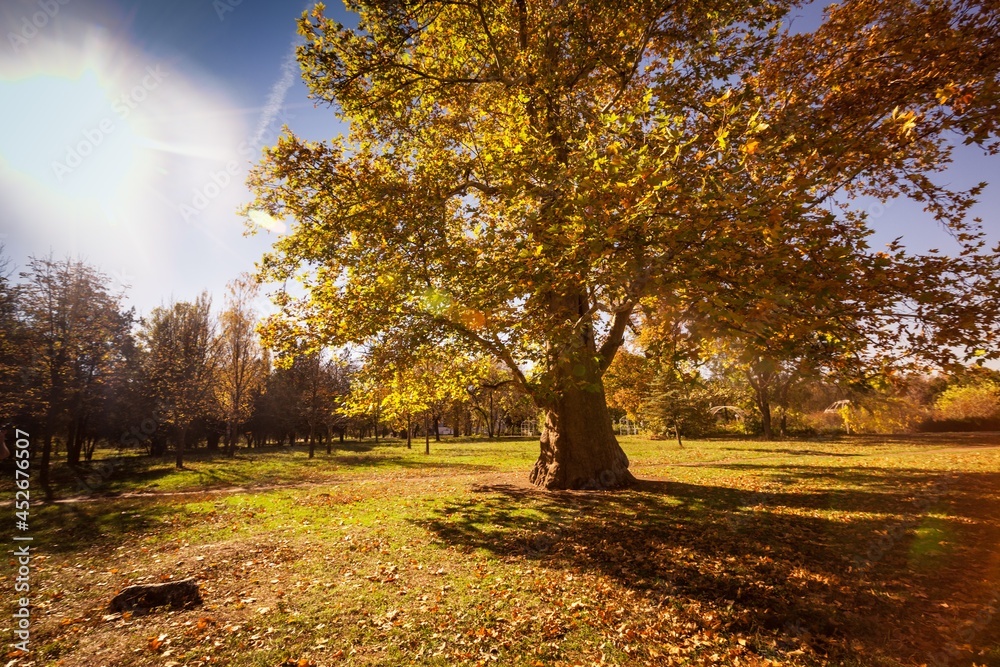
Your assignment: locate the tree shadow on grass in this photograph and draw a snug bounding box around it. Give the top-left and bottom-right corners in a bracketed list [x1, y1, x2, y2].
[415, 465, 1000, 666]
[33, 499, 176, 554]
[720, 447, 865, 457]
[32, 446, 498, 500]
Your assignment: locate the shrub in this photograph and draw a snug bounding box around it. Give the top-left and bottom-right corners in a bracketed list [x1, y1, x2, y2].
[934, 381, 1000, 421]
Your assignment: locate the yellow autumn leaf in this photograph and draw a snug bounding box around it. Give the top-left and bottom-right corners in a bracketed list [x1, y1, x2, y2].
[715, 127, 729, 149]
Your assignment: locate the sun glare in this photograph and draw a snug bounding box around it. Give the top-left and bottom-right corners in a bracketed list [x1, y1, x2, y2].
[248, 208, 287, 234]
[0, 24, 247, 259]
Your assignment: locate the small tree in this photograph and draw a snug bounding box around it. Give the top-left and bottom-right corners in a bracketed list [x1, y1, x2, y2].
[292, 349, 346, 458]
[347, 344, 484, 452]
[0, 247, 30, 426]
[603, 350, 654, 423]
[644, 363, 714, 446]
[140, 293, 220, 468]
[216, 276, 266, 457]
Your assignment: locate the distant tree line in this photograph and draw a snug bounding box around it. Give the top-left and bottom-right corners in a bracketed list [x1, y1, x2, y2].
[0, 252, 537, 489]
[604, 316, 1000, 445]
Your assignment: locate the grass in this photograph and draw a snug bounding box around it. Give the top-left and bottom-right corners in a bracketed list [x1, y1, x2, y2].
[3, 432, 1000, 666]
[1, 436, 541, 497]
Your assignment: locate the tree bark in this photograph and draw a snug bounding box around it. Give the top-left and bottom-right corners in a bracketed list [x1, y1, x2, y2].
[76, 417, 88, 461]
[488, 393, 495, 438]
[527, 287, 636, 490]
[757, 390, 773, 440]
[529, 378, 634, 490]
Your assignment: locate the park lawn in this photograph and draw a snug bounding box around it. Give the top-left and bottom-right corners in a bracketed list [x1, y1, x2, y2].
[5, 432, 980, 499]
[4, 433, 1000, 667]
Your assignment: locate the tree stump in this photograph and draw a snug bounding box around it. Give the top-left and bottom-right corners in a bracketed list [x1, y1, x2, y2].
[108, 577, 202, 612]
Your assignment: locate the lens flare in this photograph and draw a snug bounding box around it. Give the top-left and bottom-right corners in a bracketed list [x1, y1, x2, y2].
[0, 22, 248, 267]
[247, 208, 287, 234]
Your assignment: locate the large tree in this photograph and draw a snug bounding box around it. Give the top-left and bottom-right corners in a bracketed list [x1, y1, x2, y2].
[246, 0, 1000, 488]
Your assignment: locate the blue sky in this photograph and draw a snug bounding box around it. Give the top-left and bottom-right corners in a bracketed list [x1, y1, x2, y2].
[0, 0, 997, 319]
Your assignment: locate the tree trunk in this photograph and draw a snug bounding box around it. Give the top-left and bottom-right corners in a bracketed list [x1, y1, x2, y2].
[528, 287, 636, 490]
[748, 367, 775, 441]
[226, 420, 237, 457]
[406, 414, 412, 449]
[76, 417, 88, 460]
[433, 415, 441, 442]
[308, 422, 316, 459]
[176, 426, 186, 469]
[488, 394, 495, 438]
[675, 420, 683, 448]
[529, 379, 634, 490]
[757, 389, 773, 441]
[67, 416, 81, 466]
[40, 428, 53, 493]
[424, 413, 430, 454]
[109, 578, 202, 612]
[151, 433, 166, 457]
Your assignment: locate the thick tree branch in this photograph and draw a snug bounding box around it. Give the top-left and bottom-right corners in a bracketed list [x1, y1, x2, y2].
[447, 180, 500, 198]
[597, 304, 635, 374]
